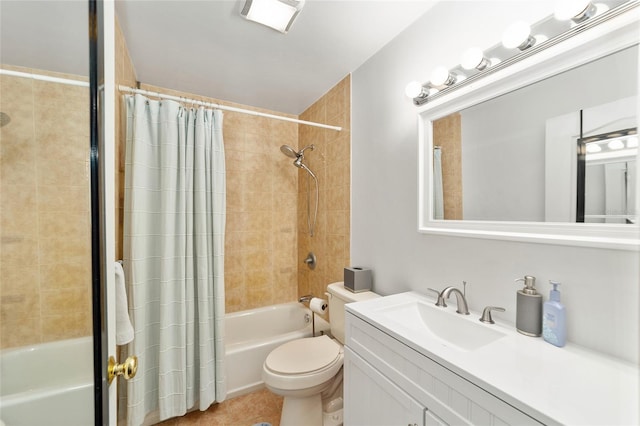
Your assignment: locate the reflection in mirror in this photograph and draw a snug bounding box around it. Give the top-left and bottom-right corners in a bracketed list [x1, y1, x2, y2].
[433, 45, 638, 222]
[578, 128, 637, 224]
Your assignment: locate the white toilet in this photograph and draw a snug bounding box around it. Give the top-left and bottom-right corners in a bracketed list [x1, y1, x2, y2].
[262, 282, 379, 426]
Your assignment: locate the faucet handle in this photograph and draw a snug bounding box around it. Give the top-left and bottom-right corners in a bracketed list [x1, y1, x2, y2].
[427, 288, 447, 307]
[479, 306, 505, 324]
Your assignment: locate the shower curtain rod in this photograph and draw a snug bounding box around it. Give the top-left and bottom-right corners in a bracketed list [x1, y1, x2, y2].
[118, 85, 343, 131]
[0, 69, 89, 87]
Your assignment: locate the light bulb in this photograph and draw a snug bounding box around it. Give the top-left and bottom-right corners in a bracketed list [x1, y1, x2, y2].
[608, 139, 624, 150]
[627, 136, 638, 148]
[585, 143, 602, 153]
[405, 81, 425, 98]
[460, 47, 490, 71]
[554, 0, 596, 22]
[430, 66, 455, 87]
[502, 21, 535, 50]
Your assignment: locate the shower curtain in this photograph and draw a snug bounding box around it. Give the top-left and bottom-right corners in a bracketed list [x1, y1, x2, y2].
[123, 94, 226, 425]
[433, 147, 444, 220]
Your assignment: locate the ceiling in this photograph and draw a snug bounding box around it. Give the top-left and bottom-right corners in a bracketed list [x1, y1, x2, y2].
[0, 1, 438, 115]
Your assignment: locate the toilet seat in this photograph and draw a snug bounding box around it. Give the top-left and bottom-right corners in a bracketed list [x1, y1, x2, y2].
[265, 335, 341, 375]
[263, 335, 344, 391]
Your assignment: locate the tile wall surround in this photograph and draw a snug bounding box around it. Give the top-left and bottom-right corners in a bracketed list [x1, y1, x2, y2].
[297, 76, 351, 301]
[115, 18, 354, 315]
[433, 113, 462, 220]
[0, 65, 91, 349]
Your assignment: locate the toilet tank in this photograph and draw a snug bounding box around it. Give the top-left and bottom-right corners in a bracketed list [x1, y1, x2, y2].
[327, 282, 379, 344]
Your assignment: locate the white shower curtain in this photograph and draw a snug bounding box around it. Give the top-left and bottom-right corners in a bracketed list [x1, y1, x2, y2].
[433, 147, 444, 220]
[123, 94, 226, 425]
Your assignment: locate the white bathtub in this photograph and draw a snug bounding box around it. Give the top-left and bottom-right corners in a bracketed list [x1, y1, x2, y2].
[0, 336, 94, 426]
[225, 302, 329, 399]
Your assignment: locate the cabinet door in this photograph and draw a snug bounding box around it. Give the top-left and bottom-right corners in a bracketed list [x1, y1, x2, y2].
[345, 347, 434, 426]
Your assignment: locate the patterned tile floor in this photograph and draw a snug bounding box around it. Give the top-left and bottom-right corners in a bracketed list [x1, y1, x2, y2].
[156, 388, 282, 426]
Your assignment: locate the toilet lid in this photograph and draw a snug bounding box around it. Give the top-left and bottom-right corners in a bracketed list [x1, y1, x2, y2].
[265, 335, 341, 375]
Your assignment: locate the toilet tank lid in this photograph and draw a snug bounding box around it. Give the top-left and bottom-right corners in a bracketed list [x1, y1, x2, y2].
[327, 282, 380, 302]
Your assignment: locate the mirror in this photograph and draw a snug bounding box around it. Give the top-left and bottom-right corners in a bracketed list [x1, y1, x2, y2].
[418, 4, 640, 250]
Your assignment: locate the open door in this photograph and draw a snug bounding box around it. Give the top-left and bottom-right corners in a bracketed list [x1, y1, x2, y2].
[90, 0, 118, 424]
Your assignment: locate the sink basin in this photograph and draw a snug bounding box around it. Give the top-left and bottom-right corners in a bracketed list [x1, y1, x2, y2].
[379, 300, 506, 351]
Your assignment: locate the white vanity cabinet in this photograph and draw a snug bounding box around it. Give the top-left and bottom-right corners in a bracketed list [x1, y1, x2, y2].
[344, 311, 542, 426]
[345, 347, 439, 426]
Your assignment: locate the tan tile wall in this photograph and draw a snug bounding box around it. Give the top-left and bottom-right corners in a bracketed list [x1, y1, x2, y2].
[433, 113, 463, 220]
[297, 76, 351, 300]
[0, 66, 91, 349]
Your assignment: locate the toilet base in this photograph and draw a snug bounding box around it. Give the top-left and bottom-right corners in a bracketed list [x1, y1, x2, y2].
[280, 394, 323, 426]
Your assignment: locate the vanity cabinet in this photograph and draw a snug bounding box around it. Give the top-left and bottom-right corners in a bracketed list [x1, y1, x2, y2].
[344, 311, 542, 426]
[345, 348, 437, 426]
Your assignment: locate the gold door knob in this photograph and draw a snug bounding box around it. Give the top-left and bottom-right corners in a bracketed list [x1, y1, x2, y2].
[108, 355, 138, 384]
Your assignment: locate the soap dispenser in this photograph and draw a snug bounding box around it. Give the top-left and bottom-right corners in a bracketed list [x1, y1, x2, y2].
[543, 281, 566, 347]
[514, 275, 542, 336]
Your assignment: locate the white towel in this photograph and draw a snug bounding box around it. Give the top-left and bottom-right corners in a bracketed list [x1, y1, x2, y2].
[115, 261, 134, 345]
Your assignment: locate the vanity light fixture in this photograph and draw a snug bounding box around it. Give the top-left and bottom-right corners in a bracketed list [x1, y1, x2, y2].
[554, 0, 598, 23]
[460, 47, 491, 71]
[430, 66, 458, 87]
[405, 0, 625, 106]
[585, 143, 602, 153]
[607, 139, 625, 150]
[502, 21, 536, 50]
[405, 81, 430, 100]
[240, 0, 305, 34]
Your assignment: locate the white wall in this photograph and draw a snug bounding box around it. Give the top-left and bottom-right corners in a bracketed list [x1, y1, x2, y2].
[351, 1, 639, 363]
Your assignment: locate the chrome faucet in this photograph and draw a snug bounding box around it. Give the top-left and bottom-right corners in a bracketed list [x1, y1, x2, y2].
[298, 294, 313, 303]
[441, 286, 470, 315]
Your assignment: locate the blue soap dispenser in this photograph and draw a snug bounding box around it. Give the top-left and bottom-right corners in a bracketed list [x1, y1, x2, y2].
[543, 281, 566, 347]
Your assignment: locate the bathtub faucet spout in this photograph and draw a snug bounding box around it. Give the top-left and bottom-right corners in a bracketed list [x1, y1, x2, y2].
[298, 294, 313, 304]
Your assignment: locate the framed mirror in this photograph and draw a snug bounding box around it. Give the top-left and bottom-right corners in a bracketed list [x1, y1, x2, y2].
[418, 3, 640, 250]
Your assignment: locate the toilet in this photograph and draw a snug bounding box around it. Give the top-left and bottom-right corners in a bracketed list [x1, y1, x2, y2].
[262, 282, 379, 426]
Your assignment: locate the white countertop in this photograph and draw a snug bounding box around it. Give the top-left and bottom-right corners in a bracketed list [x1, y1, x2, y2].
[346, 291, 640, 425]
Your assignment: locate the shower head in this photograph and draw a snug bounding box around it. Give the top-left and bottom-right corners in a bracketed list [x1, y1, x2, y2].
[280, 144, 315, 159]
[0, 112, 10, 128]
[280, 145, 299, 159]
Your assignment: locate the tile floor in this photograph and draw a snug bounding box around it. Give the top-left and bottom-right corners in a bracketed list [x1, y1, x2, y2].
[156, 388, 282, 426]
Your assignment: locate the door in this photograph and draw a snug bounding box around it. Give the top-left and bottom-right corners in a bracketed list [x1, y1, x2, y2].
[90, 0, 118, 424]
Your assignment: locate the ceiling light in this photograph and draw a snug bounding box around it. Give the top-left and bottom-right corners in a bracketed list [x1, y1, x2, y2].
[430, 66, 456, 87]
[502, 21, 536, 50]
[460, 47, 490, 71]
[585, 143, 602, 153]
[627, 136, 638, 148]
[554, 0, 597, 23]
[608, 139, 624, 150]
[241, 0, 305, 34]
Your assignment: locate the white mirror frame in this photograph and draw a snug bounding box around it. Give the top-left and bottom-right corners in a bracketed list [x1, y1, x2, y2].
[418, 5, 640, 251]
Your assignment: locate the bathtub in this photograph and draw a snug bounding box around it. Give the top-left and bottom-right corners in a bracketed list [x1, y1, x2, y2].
[225, 302, 329, 399]
[0, 336, 94, 426]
